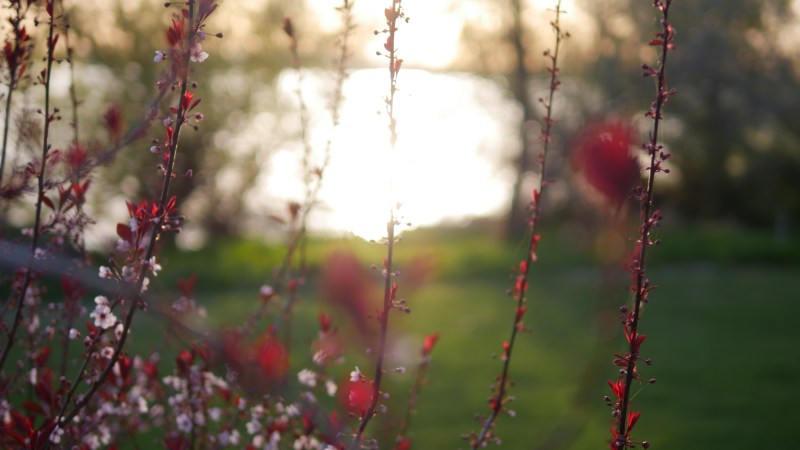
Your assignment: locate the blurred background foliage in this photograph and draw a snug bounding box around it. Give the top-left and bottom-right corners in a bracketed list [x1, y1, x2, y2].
[37, 0, 798, 243]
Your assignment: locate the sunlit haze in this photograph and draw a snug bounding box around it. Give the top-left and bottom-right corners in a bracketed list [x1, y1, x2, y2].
[254, 0, 593, 240]
[260, 69, 518, 241]
[306, 0, 591, 70]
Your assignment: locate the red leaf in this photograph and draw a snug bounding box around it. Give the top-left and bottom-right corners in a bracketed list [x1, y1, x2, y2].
[177, 275, 197, 297]
[117, 223, 132, 242]
[33, 347, 50, 367]
[22, 401, 45, 416]
[41, 195, 54, 210]
[48, 34, 59, 53]
[627, 410, 641, 432]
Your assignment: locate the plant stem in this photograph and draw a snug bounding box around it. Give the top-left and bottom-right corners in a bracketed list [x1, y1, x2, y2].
[60, 0, 80, 147]
[471, 2, 565, 447]
[0, 1, 28, 189]
[0, 0, 59, 372]
[614, 2, 673, 448]
[350, 2, 402, 448]
[249, 0, 354, 339]
[58, 0, 198, 426]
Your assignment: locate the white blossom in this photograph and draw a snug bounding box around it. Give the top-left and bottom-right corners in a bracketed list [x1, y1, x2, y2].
[148, 256, 162, 276]
[90, 297, 117, 330]
[293, 435, 320, 450]
[219, 429, 240, 446]
[208, 407, 221, 421]
[325, 380, 337, 397]
[49, 425, 64, 444]
[297, 369, 317, 388]
[245, 419, 261, 435]
[177, 413, 193, 433]
[116, 239, 131, 252]
[189, 42, 208, 62]
[285, 403, 300, 417]
[260, 284, 274, 299]
[100, 347, 114, 359]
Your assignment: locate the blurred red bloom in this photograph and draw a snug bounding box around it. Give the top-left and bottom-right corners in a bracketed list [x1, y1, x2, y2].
[255, 328, 290, 382]
[339, 378, 373, 417]
[572, 120, 640, 209]
[422, 333, 440, 356]
[319, 251, 373, 337]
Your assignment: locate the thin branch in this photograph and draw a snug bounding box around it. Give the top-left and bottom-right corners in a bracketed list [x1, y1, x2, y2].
[611, 2, 675, 449]
[471, 1, 566, 447]
[350, 1, 405, 448]
[0, 0, 59, 371]
[58, 0, 202, 426]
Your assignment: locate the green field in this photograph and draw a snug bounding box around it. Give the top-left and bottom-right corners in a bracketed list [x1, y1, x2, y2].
[129, 225, 799, 449]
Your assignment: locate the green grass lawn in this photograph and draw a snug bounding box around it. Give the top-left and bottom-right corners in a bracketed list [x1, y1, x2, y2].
[126, 225, 798, 449]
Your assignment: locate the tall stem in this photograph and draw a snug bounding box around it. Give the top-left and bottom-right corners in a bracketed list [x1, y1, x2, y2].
[471, 2, 565, 447]
[0, 1, 58, 371]
[0, 1, 26, 189]
[614, 2, 674, 448]
[58, 0, 198, 426]
[350, 2, 402, 448]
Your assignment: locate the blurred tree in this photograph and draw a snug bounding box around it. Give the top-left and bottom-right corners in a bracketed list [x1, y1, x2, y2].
[506, 0, 537, 238]
[460, 0, 800, 232]
[579, 0, 800, 230]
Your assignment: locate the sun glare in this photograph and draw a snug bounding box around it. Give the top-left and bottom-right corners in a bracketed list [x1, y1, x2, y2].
[268, 69, 516, 241]
[261, 0, 596, 241]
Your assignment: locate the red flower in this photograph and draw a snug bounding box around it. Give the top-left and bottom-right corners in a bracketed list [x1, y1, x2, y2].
[422, 333, 440, 356]
[319, 312, 333, 334]
[166, 18, 185, 47]
[395, 436, 412, 450]
[625, 326, 647, 354]
[608, 379, 624, 400]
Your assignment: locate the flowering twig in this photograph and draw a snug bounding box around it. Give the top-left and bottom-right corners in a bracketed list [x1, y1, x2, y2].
[607, 2, 676, 449]
[349, 1, 406, 448]
[0, 0, 33, 189]
[469, 2, 567, 447]
[244, 0, 354, 339]
[58, 0, 218, 427]
[0, 0, 60, 372]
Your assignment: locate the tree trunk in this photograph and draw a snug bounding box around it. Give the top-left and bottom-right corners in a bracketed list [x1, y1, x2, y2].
[505, 0, 535, 238]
